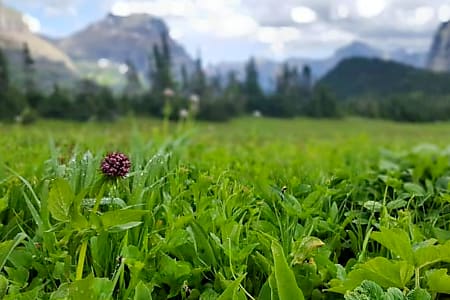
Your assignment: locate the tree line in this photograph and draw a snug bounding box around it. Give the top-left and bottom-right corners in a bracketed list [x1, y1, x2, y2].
[0, 31, 341, 123]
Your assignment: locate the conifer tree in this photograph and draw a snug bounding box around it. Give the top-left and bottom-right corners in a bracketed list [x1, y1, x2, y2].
[124, 59, 142, 96]
[244, 57, 263, 112]
[150, 31, 173, 94]
[191, 54, 207, 96]
[22, 43, 35, 94]
[0, 47, 9, 91]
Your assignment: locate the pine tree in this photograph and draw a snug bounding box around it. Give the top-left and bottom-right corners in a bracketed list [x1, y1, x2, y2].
[244, 57, 263, 112]
[22, 43, 35, 94]
[301, 65, 312, 90]
[124, 59, 142, 97]
[0, 47, 9, 91]
[180, 64, 189, 94]
[191, 54, 207, 96]
[0, 47, 26, 120]
[149, 31, 173, 94]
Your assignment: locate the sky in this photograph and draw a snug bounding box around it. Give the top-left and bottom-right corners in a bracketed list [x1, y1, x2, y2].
[4, 0, 450, 63]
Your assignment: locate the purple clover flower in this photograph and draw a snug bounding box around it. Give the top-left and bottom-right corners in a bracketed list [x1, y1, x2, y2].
[100, 152, 131, 178]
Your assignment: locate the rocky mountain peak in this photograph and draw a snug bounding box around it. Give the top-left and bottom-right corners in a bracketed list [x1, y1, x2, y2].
[427, 21, 450, 72]
[54, 13, 193, 73]
[0, 5, 29, 32]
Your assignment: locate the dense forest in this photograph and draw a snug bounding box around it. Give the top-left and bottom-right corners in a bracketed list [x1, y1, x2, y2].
[321, 58, 450, 122]
[1, 32, 450, 123]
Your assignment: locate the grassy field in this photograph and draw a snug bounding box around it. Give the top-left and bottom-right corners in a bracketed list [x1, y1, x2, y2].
[0, 117, 450, 299]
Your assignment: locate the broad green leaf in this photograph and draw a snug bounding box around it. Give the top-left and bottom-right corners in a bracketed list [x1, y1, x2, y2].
[386, 200, 407, 210]
[413, 240, 450, 268]
[188, 221, 218, 267]
[81, 197, 127, 209]
[363, 201, 382, 212]
[328, 257, 414, 293]
[108, 221, 143, 233]
[99, 209, 148, 230]
[432, 228, 450, 243]
[371, 228, 414, 264]
[403, 183, 425, 196]
[48, 179, 74, 222]
[4, 285, 41, 300]
[50, 283, 69, 300]
[68, 275, 113, 300]
[0, 275, 7, 299]
[271, 241, 305, 300]
[0, 233, 27, 270]
[134, 281, 152, 300]
[158, 253, 191, 286]
[0, 192, 8, 214]
[258, 280, 272, 300]
[359, 258, 413, 289]
[217, 274, 246, 300]
[426, 269, 450, 294]
[200, 288, 220, 300]
[387, 287, 406, 300]
[406, 288, 431, 300]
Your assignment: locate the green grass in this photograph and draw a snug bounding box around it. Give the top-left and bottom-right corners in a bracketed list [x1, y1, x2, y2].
[0, 117, 450, 299]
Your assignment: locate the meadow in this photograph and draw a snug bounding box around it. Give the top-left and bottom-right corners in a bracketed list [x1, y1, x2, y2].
[0, 117, 450, 299]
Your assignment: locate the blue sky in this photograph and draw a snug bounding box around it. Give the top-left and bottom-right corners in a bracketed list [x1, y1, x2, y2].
[5, 0, 450, 63]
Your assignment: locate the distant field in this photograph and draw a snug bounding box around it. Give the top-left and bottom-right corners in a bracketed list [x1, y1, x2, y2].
[0, 117, 450, 299]
[2, 117, 449, 167]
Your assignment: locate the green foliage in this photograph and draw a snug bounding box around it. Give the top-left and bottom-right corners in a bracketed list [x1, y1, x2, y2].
[320, 57, 450, 100]
[0, 118, 450, 298]
[150, 31, 173, 95]
[243, 57, 264, 111]
[345, 280, 431, 300]
[271, 241, 305, 300]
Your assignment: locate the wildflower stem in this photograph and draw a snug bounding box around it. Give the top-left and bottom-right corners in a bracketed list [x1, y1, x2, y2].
[76, 181, 107, 280]
[76, 240, 88, 280]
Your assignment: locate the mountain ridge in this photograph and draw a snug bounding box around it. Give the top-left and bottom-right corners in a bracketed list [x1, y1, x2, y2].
[319, 57, 450, 100]
[427, 21, 450, 72]
[0, 3, 78, 89]
[52, 13, 194, 74]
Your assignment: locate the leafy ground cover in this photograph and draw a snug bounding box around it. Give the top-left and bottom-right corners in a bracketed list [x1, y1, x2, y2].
[0, 117, 450, 299]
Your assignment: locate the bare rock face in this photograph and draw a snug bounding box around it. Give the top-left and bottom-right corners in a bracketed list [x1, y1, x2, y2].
[0, 5, 28, 32]
[55, 13, 194, 73]
[427, 21, 450, 72]
[0, 4, 78, 89]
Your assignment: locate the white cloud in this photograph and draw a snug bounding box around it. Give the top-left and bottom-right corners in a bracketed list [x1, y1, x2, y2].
[336, 4, 350, 19]
[356, 0, 387, 18]
[414, 6, 435, 25]
[257, 26, 300, 43]
[8, 0, 450, 62]
[111, 0, 258, 38]
[291, 6, 318, 24]
[22, 14, 41, 32]
[111, 1, 196, 17]
[438, 4, 450, 22]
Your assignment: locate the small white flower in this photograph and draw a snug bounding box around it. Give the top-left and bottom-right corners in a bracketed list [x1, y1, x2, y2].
[163, 88, 175, 97]
[179, 108, 189, 119]
[253, 110, 262, 117]
[189, 94, 200, 103]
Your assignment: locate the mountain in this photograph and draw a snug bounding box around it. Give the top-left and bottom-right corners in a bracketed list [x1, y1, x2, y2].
[427, 21, 450, 72]
[0, 4, 77, 89]
[208, 41, 400, 91]
[52, 13, 194, 85]
[319, 57, 450, 100]
[389, 49, 427, 69]
[334, 41, 383, 61]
